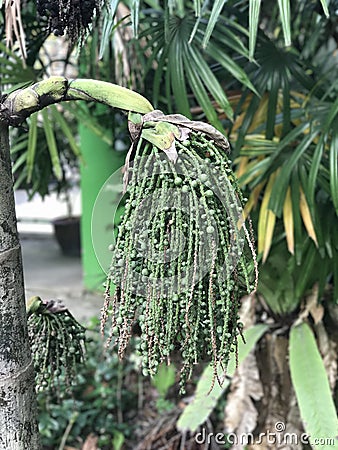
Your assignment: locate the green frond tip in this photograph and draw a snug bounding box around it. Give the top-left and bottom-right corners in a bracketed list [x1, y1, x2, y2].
[102, 113, 258, 392]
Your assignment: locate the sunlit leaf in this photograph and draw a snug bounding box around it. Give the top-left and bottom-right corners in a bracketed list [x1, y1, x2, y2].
[187, 44, 233, 119]
[249, 0, 261, 60]
[131, 0, 140, 37]
[283, 187, 294, 254]
[319, 0, 330, 18]
[184, 54, 226, 129]
[202, 0, 226, 48]
[299, 187, 318, 246]
[290, 322, 338, 447]
[258, 172, 277, 258]
[269, 129, 320, 216]
[99, 0, 120, 58]
[277, 0, 291, 46]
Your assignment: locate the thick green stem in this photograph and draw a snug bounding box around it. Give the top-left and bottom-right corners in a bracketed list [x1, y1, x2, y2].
[0, 77, 153, 126]
[0, 120, 41, 449]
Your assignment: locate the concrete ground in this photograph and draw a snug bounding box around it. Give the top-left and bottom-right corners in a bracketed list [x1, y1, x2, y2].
[20, 233, 103, 325]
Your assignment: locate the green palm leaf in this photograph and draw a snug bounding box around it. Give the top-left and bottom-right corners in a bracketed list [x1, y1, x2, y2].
[330, 129, 338, 215]
[41, 109, 62, 181]
[202, 0, 226, 48]
[249, 0, 261, 60]
[277, 0, 291, 46]
[289, 322, 338, 447]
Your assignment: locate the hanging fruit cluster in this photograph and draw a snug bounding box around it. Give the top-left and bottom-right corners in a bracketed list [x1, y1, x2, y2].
[36, 0, 101, 42]
[27, 296, 86, 395]
[102, 111, 258, 391]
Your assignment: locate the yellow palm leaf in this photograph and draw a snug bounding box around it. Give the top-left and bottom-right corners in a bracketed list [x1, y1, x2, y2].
[258, 172, 278, 259]
[263, 209, 276, 263]
[244, 181, 266, 218]
[283, 187, 294, 254]
[237, 156, 249, 178]
[299, 188, 318, 246]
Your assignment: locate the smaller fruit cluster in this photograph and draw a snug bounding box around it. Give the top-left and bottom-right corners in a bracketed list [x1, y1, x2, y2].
[27, 297, 86, 394]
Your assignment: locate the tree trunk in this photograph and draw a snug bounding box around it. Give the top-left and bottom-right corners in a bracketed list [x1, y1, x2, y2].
[0, 121, 41, 449]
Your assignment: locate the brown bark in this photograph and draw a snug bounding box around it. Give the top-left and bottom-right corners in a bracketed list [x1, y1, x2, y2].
[0, 120, 41, 449]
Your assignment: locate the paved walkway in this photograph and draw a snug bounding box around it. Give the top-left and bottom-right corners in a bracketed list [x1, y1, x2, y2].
[21, 233, 103, 325]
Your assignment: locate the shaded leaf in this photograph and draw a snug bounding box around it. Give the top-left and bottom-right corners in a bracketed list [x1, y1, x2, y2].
[41, 109, 62, 181]
[330, 130, 338, 215]
[26, 112, 38, 183]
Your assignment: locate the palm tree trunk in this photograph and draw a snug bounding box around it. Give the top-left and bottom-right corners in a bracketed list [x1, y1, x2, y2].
[0, 121, 41, 449]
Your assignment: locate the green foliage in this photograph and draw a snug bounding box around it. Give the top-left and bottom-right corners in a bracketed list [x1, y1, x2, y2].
[177, 324, 268, 433]
[151, 363, 176, 398]
[0, 42, 35, 88]
[134, 8, 256, 129]
[10, 113, 79, 199]
[289, 322, 338, 448]
[151, 363, 176, 412]
[230, 2, 338, 313]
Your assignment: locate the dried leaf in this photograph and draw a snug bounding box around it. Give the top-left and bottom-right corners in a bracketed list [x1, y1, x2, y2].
[224, 352, 263, 450]
[5, 0, 27, 59]
[315, 322, 337, 392]
[296, 284, 323, 325]
[82, 433, 99, 450]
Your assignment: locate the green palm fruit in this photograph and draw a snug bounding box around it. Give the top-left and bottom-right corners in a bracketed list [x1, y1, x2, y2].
[102, 111, 258, 391]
